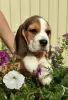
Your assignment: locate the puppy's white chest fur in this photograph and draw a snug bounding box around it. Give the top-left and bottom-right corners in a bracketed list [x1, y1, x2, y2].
[23, 54, 53, 85]
[23, 54, 38, 73]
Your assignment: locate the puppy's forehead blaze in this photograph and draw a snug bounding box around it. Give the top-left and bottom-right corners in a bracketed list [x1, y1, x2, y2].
[28, 20, 40, 32]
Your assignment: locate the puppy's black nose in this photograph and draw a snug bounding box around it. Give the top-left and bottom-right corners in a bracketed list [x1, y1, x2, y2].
[39, 39, 48, 46]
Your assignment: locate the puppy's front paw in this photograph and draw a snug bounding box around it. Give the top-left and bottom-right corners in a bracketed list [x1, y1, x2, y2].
[38, 70, 53, 85]
[38, 57, 53, 85]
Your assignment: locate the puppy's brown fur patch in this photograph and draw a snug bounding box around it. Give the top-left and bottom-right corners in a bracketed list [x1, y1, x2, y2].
[23, 21, 40, 43]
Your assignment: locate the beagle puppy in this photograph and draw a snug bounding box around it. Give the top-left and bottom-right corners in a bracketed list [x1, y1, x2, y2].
[15, 15, 53, 85]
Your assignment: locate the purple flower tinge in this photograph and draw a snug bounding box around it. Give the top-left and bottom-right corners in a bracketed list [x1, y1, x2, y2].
[55, 46, 60, 52]
[37, 66, 42, 75]
[56, 65, 60, 68]
[0, 51, 9, 65]
[63, 33, 68, 39]
[53, 58, 56, 61]
[0, 51, 6, 57]
[51, 53, 55, 58]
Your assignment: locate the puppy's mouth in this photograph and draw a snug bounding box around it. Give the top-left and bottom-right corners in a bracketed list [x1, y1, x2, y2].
[30, 45, 48, 53]
[32, 51, 47, 60]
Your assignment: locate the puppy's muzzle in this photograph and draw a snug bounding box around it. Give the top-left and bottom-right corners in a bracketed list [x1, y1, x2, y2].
[39, 39, 48, 46]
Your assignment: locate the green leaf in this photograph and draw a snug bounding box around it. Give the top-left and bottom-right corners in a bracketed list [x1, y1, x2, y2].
[61, 88, 68, 100]
[10, 93, 15, 100]
[61, 75, 68, 87]
[9, 58, 15, 63]
[0, 91, 7, 100]
[0, 71, 4, 76]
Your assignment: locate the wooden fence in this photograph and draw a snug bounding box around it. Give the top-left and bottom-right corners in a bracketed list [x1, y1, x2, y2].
[0, 0, 68, 66]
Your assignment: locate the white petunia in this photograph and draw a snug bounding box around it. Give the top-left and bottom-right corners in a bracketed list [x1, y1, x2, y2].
[3, 70, 25, 89]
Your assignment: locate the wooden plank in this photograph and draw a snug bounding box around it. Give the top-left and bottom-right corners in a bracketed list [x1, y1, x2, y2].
[67, 0, 68, 32]
[49, 0, 58, 47]
[30, 0, 39, 16]
[20, 0, 30, 23]
[66, 0, 68, 66]
[40, 0, 49, 21]
[0, 0, 11, 27]
[10, 0, 20, 32]
[65, 51, 68, 66]
[58, 0, 67, 66]
[58, 0, 67, 44]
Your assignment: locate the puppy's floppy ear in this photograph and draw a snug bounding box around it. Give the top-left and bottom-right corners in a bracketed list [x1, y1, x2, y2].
[15, 25, 28, 57]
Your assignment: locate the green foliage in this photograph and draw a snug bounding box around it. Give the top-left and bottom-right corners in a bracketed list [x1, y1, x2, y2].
[0, 69, 68, 100]
[1, 42, 8, 51]
[0, 71, 4, 76]
[62, 38, 68, 50]
[0, 33, 68, 100]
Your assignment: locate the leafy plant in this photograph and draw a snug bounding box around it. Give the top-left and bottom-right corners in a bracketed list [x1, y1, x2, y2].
[0, 33, 68, 100]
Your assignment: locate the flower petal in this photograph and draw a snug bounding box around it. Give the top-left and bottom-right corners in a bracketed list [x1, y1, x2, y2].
[3, 70, 25, 89]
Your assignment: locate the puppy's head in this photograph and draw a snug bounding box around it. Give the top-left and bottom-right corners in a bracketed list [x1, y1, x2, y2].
[15, 15, 51, 57]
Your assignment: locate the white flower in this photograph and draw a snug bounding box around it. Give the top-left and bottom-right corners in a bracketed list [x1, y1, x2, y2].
[3, 70, 25, 89]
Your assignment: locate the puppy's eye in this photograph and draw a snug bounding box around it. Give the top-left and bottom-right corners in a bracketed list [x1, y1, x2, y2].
[29, 29, 37, 34]
[45, 30, 51, 35]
